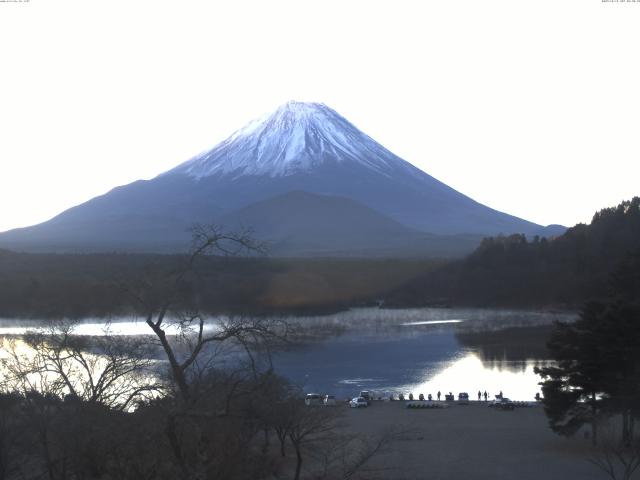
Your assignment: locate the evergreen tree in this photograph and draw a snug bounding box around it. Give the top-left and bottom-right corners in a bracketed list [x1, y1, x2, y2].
[536, 268, 640, 445]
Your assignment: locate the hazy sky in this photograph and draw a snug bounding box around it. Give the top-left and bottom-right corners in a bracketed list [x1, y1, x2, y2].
[1, 0, 639, 232]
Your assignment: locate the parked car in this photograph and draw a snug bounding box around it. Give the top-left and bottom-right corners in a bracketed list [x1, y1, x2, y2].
[305, 393, 323, 406]
[323, 394, 337, 406]
[458, 392, 470, 405]
[489, 398, 515, 410]
[350, 397, 368, 408]
[359, 391, 372, 404]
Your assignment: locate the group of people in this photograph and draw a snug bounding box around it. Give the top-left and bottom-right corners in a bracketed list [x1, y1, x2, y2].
[399, 390, 504, 402]
[477, 390, 502, 401]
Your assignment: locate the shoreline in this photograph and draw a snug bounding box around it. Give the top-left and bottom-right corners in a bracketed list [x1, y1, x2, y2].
[338, 401, 602, 479]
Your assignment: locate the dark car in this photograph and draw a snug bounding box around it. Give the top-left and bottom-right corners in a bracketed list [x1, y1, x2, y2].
[489, 398, 515, 410]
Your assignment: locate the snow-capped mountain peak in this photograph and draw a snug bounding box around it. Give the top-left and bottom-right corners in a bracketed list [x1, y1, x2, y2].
[168, 101, 416, 179]
[0, 101, 557, 254]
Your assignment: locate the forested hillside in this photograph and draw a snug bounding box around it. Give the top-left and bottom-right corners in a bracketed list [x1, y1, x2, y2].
[387, 197, 640, 308]
[0, 251, 437, 319]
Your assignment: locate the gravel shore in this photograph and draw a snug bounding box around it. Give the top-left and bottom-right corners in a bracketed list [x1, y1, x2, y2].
[340, 401, 602, 480]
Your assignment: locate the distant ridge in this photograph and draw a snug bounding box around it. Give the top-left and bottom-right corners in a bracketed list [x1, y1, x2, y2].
[216, 191, 484, 257]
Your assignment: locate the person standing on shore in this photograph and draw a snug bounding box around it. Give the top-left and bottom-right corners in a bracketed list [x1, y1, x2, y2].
[483, 391, 488, 401]
[477, 391, 481, 401]
[437, 391, 441, 401]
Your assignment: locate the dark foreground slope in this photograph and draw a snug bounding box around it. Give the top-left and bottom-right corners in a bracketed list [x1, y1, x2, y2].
[387, 197, 640, 308]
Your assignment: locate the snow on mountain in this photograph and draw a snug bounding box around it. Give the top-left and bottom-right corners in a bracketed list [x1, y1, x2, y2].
[0, 100, 564, 254]
[168, 101, 420, 180]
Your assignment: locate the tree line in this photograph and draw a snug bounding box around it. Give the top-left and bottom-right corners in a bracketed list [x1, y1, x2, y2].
[535, 231, 640, 479]
[0, 249, 436, 319]
[387, 197, 640, 309]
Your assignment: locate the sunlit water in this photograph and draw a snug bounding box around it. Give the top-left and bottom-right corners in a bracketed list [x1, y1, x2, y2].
[268, 325, 552, 401]
[0, 319, 217, 336]
[0, 308, 573, 401]
[406, 354, 545, 401]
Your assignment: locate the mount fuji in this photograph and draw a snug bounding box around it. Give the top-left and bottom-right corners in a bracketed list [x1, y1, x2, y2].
[0, 101, 563, 256]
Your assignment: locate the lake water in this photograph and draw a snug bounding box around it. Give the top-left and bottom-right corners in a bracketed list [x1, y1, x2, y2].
[0, 308, 575, 401]
[267, 308, 573, 401]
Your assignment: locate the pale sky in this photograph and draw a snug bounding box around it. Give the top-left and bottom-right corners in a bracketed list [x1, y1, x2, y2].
[1, 0, 639, 233]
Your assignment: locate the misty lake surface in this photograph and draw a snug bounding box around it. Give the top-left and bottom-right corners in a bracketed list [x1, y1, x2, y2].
[0, 308, 576, 401]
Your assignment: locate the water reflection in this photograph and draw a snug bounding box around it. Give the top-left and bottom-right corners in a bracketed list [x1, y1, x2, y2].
[269, 331, 553, 400]
[455, 325, 555, 362]
[0, 308, 570, 401]
[261, 308, 570, 400]
[0, 319, 220, 336]
[402, 320, 463, 326]
[0, 307, 574, 336]
[404, 353, 547, 402]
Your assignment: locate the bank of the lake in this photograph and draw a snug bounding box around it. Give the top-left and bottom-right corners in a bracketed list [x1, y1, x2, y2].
[339, 400, 601, 480]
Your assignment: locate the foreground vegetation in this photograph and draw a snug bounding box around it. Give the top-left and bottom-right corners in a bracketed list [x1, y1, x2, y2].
[0, 228, 396, 480]
[0, 348, 390, 480]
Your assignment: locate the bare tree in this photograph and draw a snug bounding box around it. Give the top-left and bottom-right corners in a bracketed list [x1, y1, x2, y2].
[589, 419, 640, 480]
[120, 224, 292, 405]
[286, 403, 341, 480]
[117, 225, 301, 480]
[312, 429, 404, 480]
[1, 322, 162, 411]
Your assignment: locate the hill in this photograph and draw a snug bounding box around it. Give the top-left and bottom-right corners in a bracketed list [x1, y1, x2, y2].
[386, 197, 640, 308]
[217, 191, 483, 257]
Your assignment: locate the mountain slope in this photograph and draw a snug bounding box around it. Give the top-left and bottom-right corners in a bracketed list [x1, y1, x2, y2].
[217, 191, 483, 257]
[163, 101, 547, 235]
[0, 101, 561, 254]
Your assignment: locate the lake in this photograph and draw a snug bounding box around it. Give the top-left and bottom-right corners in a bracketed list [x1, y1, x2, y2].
[0, 307, 575, 401]
[266, 308, 573, 401]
